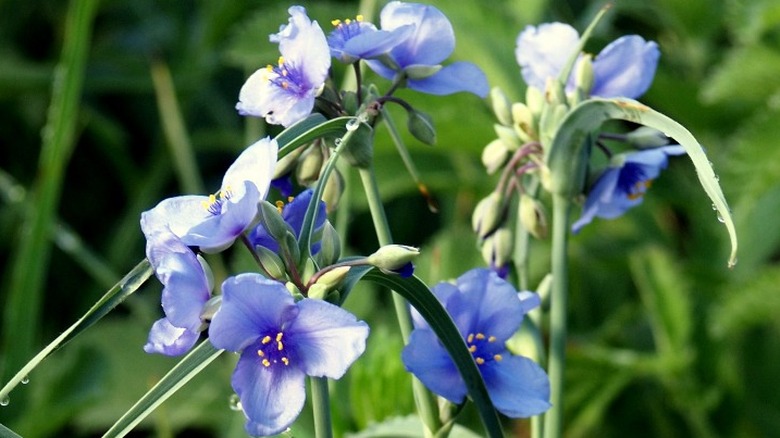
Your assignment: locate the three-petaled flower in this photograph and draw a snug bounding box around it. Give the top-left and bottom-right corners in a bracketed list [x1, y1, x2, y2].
[402, 268, 550, 417]
[515, 22, 660, 99]
[141, 137, 277, 253]
[365, 1, 489, 97]
[143, 231, 212, 356]
[208, 273, 369, 436]
[571, 145, 686, 233]
[237, 6, 331, 127]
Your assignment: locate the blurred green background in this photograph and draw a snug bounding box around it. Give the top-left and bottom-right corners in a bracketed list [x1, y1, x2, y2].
[1, 0, 779, 436]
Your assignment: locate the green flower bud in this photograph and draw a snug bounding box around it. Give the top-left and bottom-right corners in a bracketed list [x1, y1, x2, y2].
[494, 124, 521, 151]
[404, 64, 442, 80]
[281, 230, 302, 272]
[315, 266, 351, 290]
[366, 244, 420, 272]
[341, 90, 359, 115]
[255, 245, 287, 279]
[322, 168, 344, 214]
[490, 87, 513, 126]
[307, 283, 330, 300]
[258, 200, 296, 243]
[296, 144, 324, 186]
[407, 109, 436, 145]
[626, 126, 669, 148]
[472, 191, 505, 239]
[317, 221, 341, 267]
[342, 121, 374, 168]
[574, 53, 594, 97]
[512, 102, 537, 143]
[481, 139, 510, 174]
[525, 86, 544, 118]
[519, 194, 548, 239]
[273, 147, 303, 180]
[481, 227, 513, 268]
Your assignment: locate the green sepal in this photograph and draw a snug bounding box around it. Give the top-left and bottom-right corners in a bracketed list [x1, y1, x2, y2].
[407, 109, 437, 146]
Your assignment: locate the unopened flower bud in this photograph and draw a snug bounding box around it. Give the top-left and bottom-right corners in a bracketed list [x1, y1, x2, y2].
[255, 245, 287, 279]
[525, 86, 544, 118]
[574, 54, 594, 97]
[366, 244, 420, 273]
[317, 221, 341, 266]
[481, 227, 513, 268]
[512, 102, 536, 143]
[626, 126, 670, 148]
[472, 191, 505, 239]
[315, 266, 351, 290]
[494, 124, 521, 151]
[273, 146, 304, 180]
[490, 87, 513, 126]
[407, 109, 436, 145]
[481, 139, 510, 174]
[281, 230, 302, 271]
[296, 144, 324, 186]
[322, 168, 344, 214]
[404, 64, 442, 80]
[519, 194, 548, 239]
[258, 200, 296, 243]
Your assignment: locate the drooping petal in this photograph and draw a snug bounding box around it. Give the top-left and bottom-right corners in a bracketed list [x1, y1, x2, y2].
[380, 1, 455, 67]
[208, 274, 299, 353]
[402, 328, 467, 403]
[143, 318, 200, 356]
[408, 61, 489, 97]
[571, 168, 620, 233]
[154, 241, 211, 331]
[222, 137, 278, 203]
[515, 22, 579, 90]
[481, 355, 551, 418]
[286, 298, 369, 379]
[232, 346, 307, 437]
[591, 35, 660, 98]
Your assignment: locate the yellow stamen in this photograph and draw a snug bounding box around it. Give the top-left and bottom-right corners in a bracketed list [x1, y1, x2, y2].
[331, 19, 341, 26]
[281, 81, 289, 89]
[287, 196, 294, 203]
[467, 333, 474, 343]
[475, 357, 485, 365]
[277, 341, 284, 351]
[281, 357, 289, 365]
[266, 64, 273, 73]
[275, 200, 285, 213]
[257, 350, 265, 357]
[488, 336, 496, 343]
[278, 56, 285, 67]
[493, 354, 503, 361]
[261, 335, 272, 344]
[276, 332, 283, 342]
[356, 14, 364, 21]
[468, 345, 477, 353]
[345, 18, 351, 24]
[475, 333, 486, 340]
[262, 359, 271, 367]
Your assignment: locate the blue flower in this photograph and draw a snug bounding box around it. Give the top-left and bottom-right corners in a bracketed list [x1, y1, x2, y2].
[143, 232, 212, 356]
[237, 6, 331, 127]
[208, 273, 369, 436]
[328, 15, 413, 64]
[515, 22, 660, 99]
[248, 188, 327, 254]
[365, 1, 489, 97]
[403, 268, 550, 418]
[141, 137, 277, 253]
[572, 145, 686, 233]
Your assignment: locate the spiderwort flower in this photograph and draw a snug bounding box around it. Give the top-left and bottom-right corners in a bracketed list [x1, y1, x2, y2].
[328, 15, 413, 64]
[365, 1, 489, 97]
[143, 232, 212, 356]
[209, 274, 369, 436]
[515, 22, 660, 99]
[403, 268, 550, 417]
[141, 137, 277, 253]
[249, 188, 327, 254]
[237, 6, 330, 127]
[571, 145, 685, 233]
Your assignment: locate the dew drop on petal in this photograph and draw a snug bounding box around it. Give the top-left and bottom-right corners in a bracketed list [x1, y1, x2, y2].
[228, 394, 242, 411]
[1, 397, 9, 407]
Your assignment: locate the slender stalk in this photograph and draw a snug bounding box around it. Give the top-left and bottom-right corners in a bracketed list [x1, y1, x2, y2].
[543, 194, 572, 438]
[310, 377, 333, 438]
[357, 166, 440, 437]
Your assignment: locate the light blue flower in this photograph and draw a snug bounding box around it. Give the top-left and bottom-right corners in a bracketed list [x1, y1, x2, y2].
[248, 188, 326, 254]
[209, 273, 369, 436]
[365, 1, 489, 97]
[237, 6, 330, 127]
[327, 15, 413, 64]
[143, 232, 212, 356]
[403, 268, 550, 418]
[572, 145, 686, 233]
[515, 22, 660, 99]
[141, 137, 277, 253]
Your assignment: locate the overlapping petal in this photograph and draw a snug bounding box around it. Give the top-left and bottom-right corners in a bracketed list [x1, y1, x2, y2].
[481, 355, 551, 417]
[143, 318, 200, 356]
[328, 18, 413, 63]
[515, 22, 579, 91]
[402, 328, 466, 402]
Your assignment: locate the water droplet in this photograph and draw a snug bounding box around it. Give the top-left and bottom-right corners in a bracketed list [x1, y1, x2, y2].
[714, 174, 720, 182]
[1, 397, 9, 407]
[21, 376, 29, 385]
[334, 138, 342, 146]
[228, 394, 242, 411]
[717, 214, 725, 223]
[357, 112, 370, 124]
[345, 118, 359, 132]
[711, 203, 717, 211]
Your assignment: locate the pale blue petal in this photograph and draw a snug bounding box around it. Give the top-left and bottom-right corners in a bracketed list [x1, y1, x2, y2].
[287, 298, 369, 379]
[276, 6, 330, 90]
[143, 318, 200, 356]
[402, 328, 466, 403]
[158, 249, 210, 331]
[208, 274, 299, 352]
[482, 355, 551, 417]
[408, 62, 489, 97]
[338, 25, 414, 62]
[591, 35, 660, 98]
[515, 23, 579, 90]
[141, 195, 211, 241]
[381, 1, 454, 67]
[233, 347, 307, 437]
[222, 137, 278, 203]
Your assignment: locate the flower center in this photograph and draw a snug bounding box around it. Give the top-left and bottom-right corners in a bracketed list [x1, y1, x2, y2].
[202, 186, 233, 215]
[265, 57, 307, 97]
[330, 15, 365, 39]
[257, 331, 291, 368]
[466, 332, 503, 365]
[627, 179, 653, 200]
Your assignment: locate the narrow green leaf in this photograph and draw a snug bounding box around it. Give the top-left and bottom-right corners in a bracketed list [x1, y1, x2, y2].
[0, 423, 23, 438]
[357, 268, 504, 438]
[0, 259, 153, 403]
[276, 115, 350, 159]
[102, 341, 223, 438]
[551, 97, 738, 267]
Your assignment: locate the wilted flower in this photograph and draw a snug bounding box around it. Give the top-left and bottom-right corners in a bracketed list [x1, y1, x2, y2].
[328, 15, 413, 64]
[365, 1, 489, 97]
[515, 22, 660, 99]
[403, 268, 550, 417]
[237, 6, 330, 127]
[571, 145, 685, 233]
[141, 137, 277, 253]
[143, 232, 212, 356]
[209, 274, 369, 436]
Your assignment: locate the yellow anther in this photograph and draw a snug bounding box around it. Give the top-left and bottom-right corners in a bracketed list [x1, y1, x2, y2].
[281, 357, 290, 365]
[275, 200, 285, 213]
[281, 81, 289, 89]
[277, 341, 284, 351]
[345, 18, 352, 24]
[476, 357, 485, 365]
[257, 350, 265, 357]
[261, 335, 272, 344]
[331, 19, 341, 26]
[356, 14, 364, 21]
[468, 345, 477, 353]
[476, 333, 486, 340]
[262, 359, 271, 367]
[467, 333, 474, 343]
[266, 64, 273, 72]
[278, 56, 285, 66]
[493, 354, 503, 361]
[276, 332, 283, 342]
[287, 196, 294, 203]
[488, 336, 497, 343]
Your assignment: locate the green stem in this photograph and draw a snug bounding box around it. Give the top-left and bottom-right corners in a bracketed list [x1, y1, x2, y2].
[310, 377, 333, 438]
[357, 166, 440, 438]
[543, 194, 572, 438]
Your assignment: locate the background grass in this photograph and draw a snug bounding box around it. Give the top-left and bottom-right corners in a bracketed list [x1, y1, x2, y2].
[1, 0, 779, 436]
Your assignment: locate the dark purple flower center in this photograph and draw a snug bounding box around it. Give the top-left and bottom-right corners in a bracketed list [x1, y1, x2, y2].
[466, 332, 503, 366]
[202, 187, 233, 216]
[267, 57, 308, 97]
[256, 331, 292, 369]
[617, 163, 652, 200]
